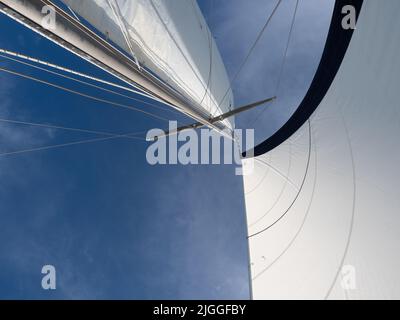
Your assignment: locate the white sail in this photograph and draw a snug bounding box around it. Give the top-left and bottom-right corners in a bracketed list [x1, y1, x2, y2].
[60, 0, 234, 129]
[243, 0, 400, 299]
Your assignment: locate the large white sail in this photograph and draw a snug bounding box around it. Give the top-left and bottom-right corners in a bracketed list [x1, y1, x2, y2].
[60, 0, 234, 129]
[243, 0, 400, 299]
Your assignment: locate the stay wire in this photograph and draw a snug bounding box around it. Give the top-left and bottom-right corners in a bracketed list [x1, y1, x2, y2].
[0, 53, 180, 116]
[0, 65, 171, 123]
[248, 0, 299, 128]
[213, 0, 283, 117]
[0, 132, 146, 158]
[0, 117, 147, 141]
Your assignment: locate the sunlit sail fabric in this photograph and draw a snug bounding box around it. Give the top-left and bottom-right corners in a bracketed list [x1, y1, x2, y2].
[243, 0, 400, 299]
[61, 0, 234, 128]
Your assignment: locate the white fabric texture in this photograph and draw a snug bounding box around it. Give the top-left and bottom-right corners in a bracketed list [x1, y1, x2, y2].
[243, 0, 400, 299]
[61, 0, 234, 128]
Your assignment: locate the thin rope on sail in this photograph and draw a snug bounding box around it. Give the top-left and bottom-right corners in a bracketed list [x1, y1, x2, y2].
[44, 0, 141, 73]
[0, 49, 163, 103]
[106, 0, 141, 68]
[0, 117, 147, 141]
[198, 27, 213, 110]
[66, 5, 81, 22]
[248, 143, 293, 228]
[212, 0, 283, 117]
[106, 0, 206, 111]
[255, 157, 299, 192]
[247, 120, 311, 239]
[0, 132, 146, 158]
[0, 53, 181, 116]
[251, 130, 317, 281]
[73, 0, 217, 124]
[148, 0, 210, 101]
[244, 153, 272, 195]
[189, 0, 217, 115]
[324, 112, 357, 300]
[249, 0, 299, 128]
[2, 1, 229, 133]
[0, 66, 171, 123]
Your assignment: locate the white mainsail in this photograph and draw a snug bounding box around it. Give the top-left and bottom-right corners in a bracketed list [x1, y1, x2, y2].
[60, 0, 234, 129]
[243, 0, 400, 299]
[0, 0, 234, 132]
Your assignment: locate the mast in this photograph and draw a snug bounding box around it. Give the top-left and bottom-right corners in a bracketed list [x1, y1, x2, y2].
[0, 0, 232, 138]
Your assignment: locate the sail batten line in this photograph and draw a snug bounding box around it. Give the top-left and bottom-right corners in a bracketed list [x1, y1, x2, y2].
[251, 129, 317, 281]
[324, 113, 357, 300]
[247, 121, 311, 239]
[254, 157, 299, 192]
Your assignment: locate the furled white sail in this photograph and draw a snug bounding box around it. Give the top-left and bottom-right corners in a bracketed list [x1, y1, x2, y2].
[243, 0, 400, 299]
[61, 0, 234, 129]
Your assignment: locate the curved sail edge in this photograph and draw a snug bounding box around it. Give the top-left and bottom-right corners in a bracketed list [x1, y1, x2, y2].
[243, 0, 400, 299]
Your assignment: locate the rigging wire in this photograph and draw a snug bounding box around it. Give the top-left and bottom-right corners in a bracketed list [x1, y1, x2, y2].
[14, 0, 189, 118]
[213, 0, 283, 117]
[106, 0, 210, 117]
[0, 48, 162, 102]
[0, 53, 181, 116]
[249, 0, 299, 128]
[33, 0, 231, 131]
[275, 0, 299, 96]
[0, 65, 171, 123]
[51, 0, 217, 125]
[0, 132, 146, 158]
[0, 117, 147, 141]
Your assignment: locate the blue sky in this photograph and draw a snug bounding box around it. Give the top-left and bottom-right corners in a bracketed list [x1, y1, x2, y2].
[0, 0, 333, 299]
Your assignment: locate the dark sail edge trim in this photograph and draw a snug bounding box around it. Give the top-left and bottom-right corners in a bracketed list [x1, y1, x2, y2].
[243, 0, 364, 158]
